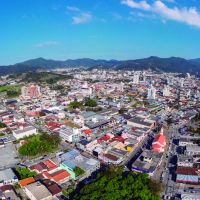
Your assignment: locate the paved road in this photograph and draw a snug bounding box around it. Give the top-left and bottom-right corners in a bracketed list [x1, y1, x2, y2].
[161, 124, 182, 199]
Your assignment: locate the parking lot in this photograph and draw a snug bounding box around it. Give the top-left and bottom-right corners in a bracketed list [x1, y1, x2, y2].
[0, 143, 19, 169]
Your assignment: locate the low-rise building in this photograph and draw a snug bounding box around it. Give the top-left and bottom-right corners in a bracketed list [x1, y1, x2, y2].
[186, 145, 200, 156]
[0, 185, 20, 200]
[59, 150, 100, 180]
[176, 166, 200, 185]
[24, 182, 53, 200]
[59, 126, 81, 143]
[12, 125, 37, 140]
[132, 150, 163, 176]
[0, 169, 18, 186]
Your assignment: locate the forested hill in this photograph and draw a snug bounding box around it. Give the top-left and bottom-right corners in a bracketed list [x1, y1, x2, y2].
[0, 56, 200, 75]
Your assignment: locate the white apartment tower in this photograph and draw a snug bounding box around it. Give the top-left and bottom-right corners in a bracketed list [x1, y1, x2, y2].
[133, 73, 140, 84]
[147, 84, 156, 100]
[163, 85, 170, 96]
[180, 78, 184, 87]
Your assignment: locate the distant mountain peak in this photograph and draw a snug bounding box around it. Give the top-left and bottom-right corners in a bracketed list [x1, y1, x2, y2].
[0, 56, 200, 75]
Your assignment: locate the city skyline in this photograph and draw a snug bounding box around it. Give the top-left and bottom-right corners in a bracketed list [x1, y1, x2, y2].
[1, 0, 200, 65]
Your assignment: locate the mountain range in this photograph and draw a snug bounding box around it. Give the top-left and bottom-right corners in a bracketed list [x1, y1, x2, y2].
[0, 56, 200, 75]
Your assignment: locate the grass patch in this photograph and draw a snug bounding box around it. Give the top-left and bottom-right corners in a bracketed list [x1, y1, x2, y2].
[0, 85, 21, 98]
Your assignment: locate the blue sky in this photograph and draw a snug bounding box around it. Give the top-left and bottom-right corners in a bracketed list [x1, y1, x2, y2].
[0, 0, 200, 65]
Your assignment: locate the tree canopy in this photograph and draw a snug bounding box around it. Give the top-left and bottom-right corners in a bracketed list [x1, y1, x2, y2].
[74, 166, 85, 176]
[68, 100, 83, 110]
[84, 98, 97, 107]
[0, 122, 7, 128]
[15, 167, 37, 180]
[71, 165, 161, 200]
[18, 132, 61, 157]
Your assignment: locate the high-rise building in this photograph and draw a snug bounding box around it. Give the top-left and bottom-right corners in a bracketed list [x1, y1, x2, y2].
[147, 84, 156, 100]
[186, 73, 191, 79]
[119, 82, 124, 92]
[163, 85, 170, 96]
[82, 81, 88, 89]
[133, 73, 140, 84]
[142, 71, 146, 82]
[187, 90, 191, 97]
[180, 78, 184, 87]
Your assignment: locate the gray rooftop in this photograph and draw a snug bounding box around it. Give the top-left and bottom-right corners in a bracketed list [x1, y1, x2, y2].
[25, 182, 52, 200]
[0, 168, 17, 182]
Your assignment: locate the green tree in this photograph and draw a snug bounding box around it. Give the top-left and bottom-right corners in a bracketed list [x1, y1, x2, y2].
[15, 167, 37, 180]
[71, 165, 160, 200]
[0, 122, 7, 128]
[74, 166, 85, 176]
[84, 98, 97, 107]
[68, 100, 83, 110]
[18, 132, 61, 157]
[118, 108, 125, 114]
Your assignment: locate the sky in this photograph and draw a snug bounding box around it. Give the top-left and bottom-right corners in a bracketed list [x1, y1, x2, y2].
[0, 0, 200, 65]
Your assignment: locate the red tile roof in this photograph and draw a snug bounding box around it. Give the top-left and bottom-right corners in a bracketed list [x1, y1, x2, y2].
[30, 159, 58, 172]
[29, 162, 48, 172]
[0, 185, 13, 192]
[84, 129, 91, 135]
[97, 135, 110, 144]
[152, 133, 166, 152]
[46, 121, 61, 130]
[110, 136, 125, 143]
[42, 170, 70, 182]
[176, 166, 200, 176]
[19, 177, 35, 186]
[47, 184, 62, 195]
[43, 159, 58, 171]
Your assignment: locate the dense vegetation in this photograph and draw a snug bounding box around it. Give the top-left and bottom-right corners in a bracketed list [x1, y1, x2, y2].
[74, 166, 85, 176]
[0, 85, 21, 98]
[0, 121, 7, 128]
[84, 98, 97, 107]
[188, 126, 200, 135]
[62, 186, 74, 197]
[68, 98, 97, 110]
[50, 84, 65, 90]
[189, 113, 200, 135]
[71, 166, 161, 200]
[15, 167, 37, 180]
[192, 112, 200, 122]
[22, 72, 73, 84]
[1, 57, 200, 76]
[18, 132, 61, 157]
[68, 100, 83, 110]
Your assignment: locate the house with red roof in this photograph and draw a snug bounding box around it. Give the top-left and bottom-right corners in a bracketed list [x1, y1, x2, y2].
[42, 169, 70, 184]
[19, 177, 35, 187]
[97, 135, 110, 144]
[84, 129, 91, 135]
[29, 159, 70, 184]
[46, 121, 62, 131]
[29, 159, 58, 174]
[152, 128, 166, 153]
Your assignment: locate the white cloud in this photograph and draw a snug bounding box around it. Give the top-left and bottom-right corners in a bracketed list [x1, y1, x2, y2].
[121, 0, 151, 11]
[72, 13, 92, 24]
[35, 41, 60, 48]
[67, 6, 80, 12]
[121, 0, 200, 28]
[130, 11, 156, 19]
